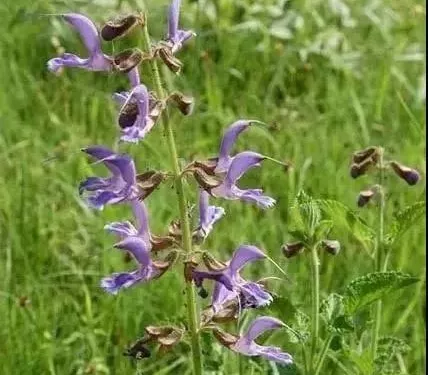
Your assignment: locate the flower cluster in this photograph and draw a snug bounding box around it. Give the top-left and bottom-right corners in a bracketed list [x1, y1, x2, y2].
[48, 0, 292, 368]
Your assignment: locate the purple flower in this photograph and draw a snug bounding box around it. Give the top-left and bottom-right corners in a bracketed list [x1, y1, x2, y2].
[196, 189, 225, 239]
[166, 0, 195, 53]
[105, 199, 151, 244]
[79, 146, 139, 209]
[112, 84, 163, 143]
[231, 316, 293, 364]
[105, 199, 175, 252]
[192, 245, 273, 311]
[211, 151, 276, 209]
[47, 13, 112, 72]
[190, 120, 276, 209]
[101, 236, 176, 294]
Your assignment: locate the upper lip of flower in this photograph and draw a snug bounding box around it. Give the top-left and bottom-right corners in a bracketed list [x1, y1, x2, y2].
[166, 0, 195, 52]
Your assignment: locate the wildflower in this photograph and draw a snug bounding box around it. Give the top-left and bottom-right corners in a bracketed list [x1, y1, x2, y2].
[79, 146, 140, 209]
[192, 245, 273, 311]
[212, 316, 293, 364]
[166, 0, 195, 53]
[357, 186, 378, 207]
[101, 236, 177, 294]
[47, 13, 112, 72]
[105, 200, 175, 252]
[196, 189, 225, 240]
[155, 0, 196, 73]
[113, 84, 163, 143]
[47, 13, 143, 74]
[389, 161, 420, 186]
[188, 120, 277, 208]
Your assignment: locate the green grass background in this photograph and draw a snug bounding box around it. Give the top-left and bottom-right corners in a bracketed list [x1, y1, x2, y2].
[0, 0, 425, 374]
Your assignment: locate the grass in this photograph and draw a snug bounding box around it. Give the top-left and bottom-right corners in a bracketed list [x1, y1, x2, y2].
[0, 0, 425, 374]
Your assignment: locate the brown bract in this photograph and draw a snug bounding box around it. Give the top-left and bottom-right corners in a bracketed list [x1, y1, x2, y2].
[212, 327, 239, 347]
[113, 48, 146, 73]
[101, 14, 145, 41]
[136, 170, 169, 200]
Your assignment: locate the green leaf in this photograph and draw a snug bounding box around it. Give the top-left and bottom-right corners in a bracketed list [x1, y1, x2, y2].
[315, 199, 375, 246]
[290, 190, 321, 236]
[375, 336, 410, 374]
[321, 293, 354, 333]
[345, 348, 373, 375]
[343, 271, 419, 314]
[385, 201, 426, 245]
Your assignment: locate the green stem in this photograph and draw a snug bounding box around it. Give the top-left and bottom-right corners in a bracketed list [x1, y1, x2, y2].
[314, 334, 333, 375]
[141, 22, 203, 375]
[371, 147, 385, 361]
[310, 244, 320, 372]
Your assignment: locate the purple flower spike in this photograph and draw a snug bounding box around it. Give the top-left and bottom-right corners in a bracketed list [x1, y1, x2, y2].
[47, 13, 112, 72]
[192, 245, 272, 311]
[231, 316, 293, 364]
[167, 0, 195, 53]
[197, 190, 225, 239]
[211, 151, 276, 209]
[79, 146, 139, 209]
[101, 237, 159, 294]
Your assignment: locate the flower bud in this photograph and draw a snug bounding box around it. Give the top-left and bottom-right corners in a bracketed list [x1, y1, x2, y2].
[168, 92, 194, 116]
[144, 325, 184, 350]
[202, 252, 227, 271]
[321, 240, 341, 255]
[350, 157, 375, 179]
[101, 14, 144, 41]
[389, 161, 420, 186]
[123, 338, 151, 359]
[212, 327, 238, 347]
[184, 256, 199, 282]
[152, 251, 178, 278]
[357, 189, 376, 207]
[150, 234, 176, 252]
[156, 45, 183, 74]
[352, 147, 379, 164]
[198, 287, 209, 299]
[281, 242, 305, 258]
[136, 170, 168, 200]
[113, 48, 144, 73]
[192, 167, 223, 191]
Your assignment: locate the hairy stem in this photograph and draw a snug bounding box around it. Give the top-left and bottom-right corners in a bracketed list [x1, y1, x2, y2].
[141, 21, 203, 375]
[371, 147, 385, 361]
[310, 244, 320, 372]
[314, 334, 333, 375]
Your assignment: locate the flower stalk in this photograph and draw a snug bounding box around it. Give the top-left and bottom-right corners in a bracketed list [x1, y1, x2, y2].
[371, 147, 385, 361]
[310, 243, 320, 372]
[140, 20, 203, 375]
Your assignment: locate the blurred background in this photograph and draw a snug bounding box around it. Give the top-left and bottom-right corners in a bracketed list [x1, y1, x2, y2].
[0, 0, 425, 374]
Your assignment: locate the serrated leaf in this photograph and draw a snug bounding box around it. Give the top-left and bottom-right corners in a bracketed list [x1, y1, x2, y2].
[343, 271, 419, 314]
[314, 199, 374, 246]
[385, 201, 426, 245]
[321, 293, 354, 333]
[345, 348, 373, 375]
[375, 336, 410, 374]
[290, 191, 321, 236]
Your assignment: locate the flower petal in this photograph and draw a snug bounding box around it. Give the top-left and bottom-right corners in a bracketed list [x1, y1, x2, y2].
[83, 146, 136, 185]
[101, 270, 142, 294]
[212, 282, 237, 311]
[79, 176, 111, 193]
[104, 221, 138, 238]
[243, 316, 285, 343]
[229, 245, 266, 275]
[47, 53, 89, 72]
[238, 188, 276, 209]
[87, 190, 124, 209]
[167, 0, 180, 41]
[217, 120, 252, 172]
[114, 236, 151, 266]
[130, 200, 150, 239]
[63, 13, 102, 55]
[224, 151, 265, 186]
[198, 190, 225, 238]
[257, 345, 293, 364]
[239, 282, 273, 309]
